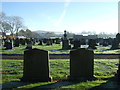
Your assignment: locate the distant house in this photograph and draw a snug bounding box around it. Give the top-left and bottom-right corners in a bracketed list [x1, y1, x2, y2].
[73, 34, 98, 40]
[18, 36, 26, 39]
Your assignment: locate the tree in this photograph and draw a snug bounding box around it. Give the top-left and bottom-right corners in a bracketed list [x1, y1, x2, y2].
[0, 12, 25, 37]
[25, 29, 32, 38]
[18, 29, 40, 38]
[18, 29, 26, 36]
[7, 16, 24, 36]
[45, 32, 56, 38]
[0, 12, 11, 36]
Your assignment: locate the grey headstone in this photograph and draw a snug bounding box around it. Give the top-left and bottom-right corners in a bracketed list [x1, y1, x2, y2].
[62, 39, 70, 49]
[21, 48, 52, 82]
[69, 48, 94, 81]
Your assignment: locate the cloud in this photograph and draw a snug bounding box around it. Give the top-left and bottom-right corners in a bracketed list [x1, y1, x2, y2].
[55, 9, 66, 26]
[55, 0, 71, 26]
[64, 0, 72, 7]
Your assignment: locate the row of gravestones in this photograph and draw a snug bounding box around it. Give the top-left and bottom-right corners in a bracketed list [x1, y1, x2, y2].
[62, 38, 111, 50]
[2, 38, 34, 50]
[2, 33, 120, 50]
[21, 48, 95, 82]
[2, 38, 61, 50]
[3, 38, 119, 50]
[62, 33, 120, 50]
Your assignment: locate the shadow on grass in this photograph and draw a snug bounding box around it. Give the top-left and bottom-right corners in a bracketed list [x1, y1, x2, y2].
[30, 81, 80, 89]
[2, 81, 32, 89]
[1, 80, 85, 89]
[90, 76, 120, 90]
[2, 77, 120, 89]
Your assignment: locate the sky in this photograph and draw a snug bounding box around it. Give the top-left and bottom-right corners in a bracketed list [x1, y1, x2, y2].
[1, 1, 119, 34]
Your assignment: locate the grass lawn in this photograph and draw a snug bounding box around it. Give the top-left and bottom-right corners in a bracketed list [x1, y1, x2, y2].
[1, 59, 119, 89]
[1, 44, 120, 54]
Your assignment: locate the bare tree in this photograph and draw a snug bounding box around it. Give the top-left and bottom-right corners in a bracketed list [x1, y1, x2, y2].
[0, 12, 11, 36]
[7, 16, 24, 36]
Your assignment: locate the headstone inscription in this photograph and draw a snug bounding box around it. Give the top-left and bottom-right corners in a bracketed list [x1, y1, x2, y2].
[69, 48, 94, 81]
[21, 48, 52, 82]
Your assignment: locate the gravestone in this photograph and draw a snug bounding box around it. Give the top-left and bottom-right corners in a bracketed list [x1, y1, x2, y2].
[46, 39, 52, 45]
[21, 48, 52, 82]
[62, 30, 71, 49]
[102, 39, 109, 46]
[72, 40, 81, 49]
[4, 39, 12, 49]
[62, 39, 71, 49]
[43, 38, 47, 43]
[20, 39, 26, 45]
[69, 38, 73, 44]
[55, 38, 61, 44]
[14, 38, 20, 47]
[25, 40, 32, 49]
[5, 42, 12, 49]
[81, 39, 86, 45]
[116, 33, 120, 43]
[88, 39, 97, 49]
[38, 40, 42, 45]
[69, 48, 94, 81]
[116, 63, 120, 81]
[111, 38, 120, 49]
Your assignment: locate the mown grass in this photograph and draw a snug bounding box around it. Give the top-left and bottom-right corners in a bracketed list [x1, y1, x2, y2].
[1, 59, 119, 89]
[0, 44, 120, 54]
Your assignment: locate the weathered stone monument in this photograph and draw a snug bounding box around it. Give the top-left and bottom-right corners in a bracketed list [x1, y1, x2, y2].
[21, 48, 52, 82]
[69, 48, 94, 81]
[62, 30, 71, 49]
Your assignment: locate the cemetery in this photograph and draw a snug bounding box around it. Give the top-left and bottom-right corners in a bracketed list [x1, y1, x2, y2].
[1, 32, 120, 89]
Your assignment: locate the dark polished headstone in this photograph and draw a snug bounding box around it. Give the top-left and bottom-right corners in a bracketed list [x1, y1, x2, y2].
[69, 48, 94, 81]
[21, 48, 52, 82]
